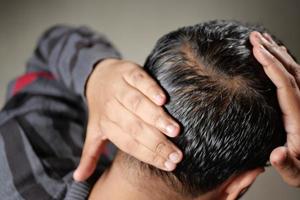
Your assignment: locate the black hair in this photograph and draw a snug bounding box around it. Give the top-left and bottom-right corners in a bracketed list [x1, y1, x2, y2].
[137, 20, 286, 197]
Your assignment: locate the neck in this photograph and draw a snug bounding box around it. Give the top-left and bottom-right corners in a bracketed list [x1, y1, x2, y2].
[88, 154, 217, 200]
[88, 162, 150, 200]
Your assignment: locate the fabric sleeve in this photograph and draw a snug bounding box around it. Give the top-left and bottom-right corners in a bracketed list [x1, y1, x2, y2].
[23, 25, 121, 99]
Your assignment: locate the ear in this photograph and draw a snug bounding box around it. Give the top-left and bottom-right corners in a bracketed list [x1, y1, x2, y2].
[224, 167, 265, 200]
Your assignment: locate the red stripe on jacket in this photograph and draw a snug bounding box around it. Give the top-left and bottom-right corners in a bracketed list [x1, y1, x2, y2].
[13, 71, 54, 95]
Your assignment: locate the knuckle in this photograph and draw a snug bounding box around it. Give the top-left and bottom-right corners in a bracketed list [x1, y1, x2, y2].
[146, 83, 159, 94]
[280, 45, 287, 52]
[126, 92, 143, 112]
[130, 68, 145, 83]
[150, 153, 164, 167]
[270, 44, 280, 52]
[155, 141, 166, 155]
[126, 120, 143, 138]
[287, 75, 297, 88]
[264, 57, 276, 68]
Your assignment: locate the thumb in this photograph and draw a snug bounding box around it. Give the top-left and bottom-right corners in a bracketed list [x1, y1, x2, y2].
[270, 146, 300, 187]
[73, 124, 107, 182]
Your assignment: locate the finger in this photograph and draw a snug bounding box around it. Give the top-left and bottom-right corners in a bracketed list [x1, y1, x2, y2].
[123, 65, 166, 105]
[73, 123, 107, 181]
[116, 81, 180, 137]
[250, 32, 299, 75]
[270, 147, 300, 187]
[106, 99, 183, 164]
[262, 33, 298, 70]
[252, 42, 300, 139]
[101, 119, 178, 171]
[261, 32, 274, 44]
[251, 32, 300, 139]
[253, 44, 300, 120]
[252, 43, 295, 89]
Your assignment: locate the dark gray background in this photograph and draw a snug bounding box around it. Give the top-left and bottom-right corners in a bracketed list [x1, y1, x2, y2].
[0, 0, 299, 199]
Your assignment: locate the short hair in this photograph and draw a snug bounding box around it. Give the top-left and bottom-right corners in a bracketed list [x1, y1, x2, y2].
[130, 20, 287, 198]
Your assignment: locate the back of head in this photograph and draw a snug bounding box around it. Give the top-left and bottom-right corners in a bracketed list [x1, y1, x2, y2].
[125, 20, 286, 198]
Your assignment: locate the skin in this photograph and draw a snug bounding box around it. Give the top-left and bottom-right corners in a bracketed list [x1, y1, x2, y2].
[87, 152, 264, 200]
[74, 31, 300, 192]
[88, 153, 218, 200]
[73, 59, 183, 181]
[250, 31, 300, 187]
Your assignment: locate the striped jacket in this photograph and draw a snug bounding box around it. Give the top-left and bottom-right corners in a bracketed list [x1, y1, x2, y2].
[0, 25, 121, 200]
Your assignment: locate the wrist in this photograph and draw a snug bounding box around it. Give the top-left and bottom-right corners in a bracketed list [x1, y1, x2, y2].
[85, 58, 120, 97]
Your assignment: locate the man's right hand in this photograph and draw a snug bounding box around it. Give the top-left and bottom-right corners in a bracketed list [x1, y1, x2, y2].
[73, 59, 183, 182]
[250, 31, 300, 187]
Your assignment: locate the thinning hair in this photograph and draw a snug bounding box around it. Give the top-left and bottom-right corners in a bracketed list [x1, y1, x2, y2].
[125, 20, 287, 198]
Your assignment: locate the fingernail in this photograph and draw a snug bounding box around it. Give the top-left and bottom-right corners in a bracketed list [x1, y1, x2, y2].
[166, 124, 178, 136]
[164, 160, 176, 170]
[169, 152, 180, 163]
[154, 94, 165, 104]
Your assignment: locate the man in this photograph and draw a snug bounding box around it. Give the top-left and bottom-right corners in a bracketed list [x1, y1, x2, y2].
[0, 20, 299, 200]
[87, 20, 291, 199]
[0, 25, 182, 199]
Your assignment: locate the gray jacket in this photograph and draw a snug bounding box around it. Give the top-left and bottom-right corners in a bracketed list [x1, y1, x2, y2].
[0, 25, 121, 200]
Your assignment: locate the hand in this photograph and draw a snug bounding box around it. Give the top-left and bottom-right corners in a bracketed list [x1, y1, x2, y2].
[250, 31, 300, 187]
[73, 59, 183, 181]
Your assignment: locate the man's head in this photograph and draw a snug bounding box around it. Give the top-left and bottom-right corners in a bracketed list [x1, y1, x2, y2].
[120, 20, 287, 199]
